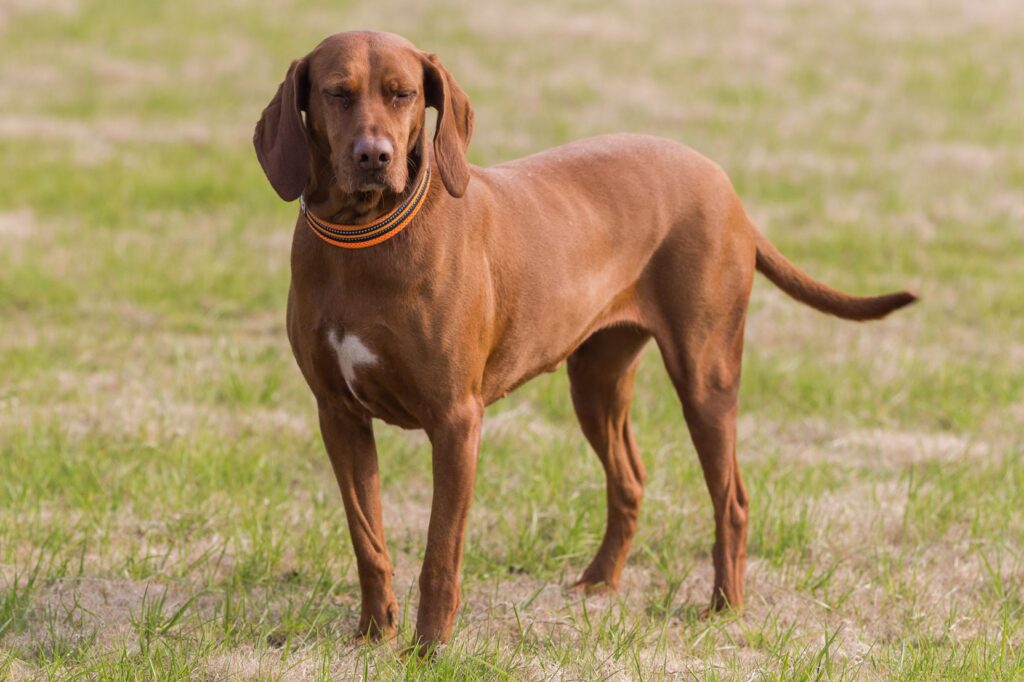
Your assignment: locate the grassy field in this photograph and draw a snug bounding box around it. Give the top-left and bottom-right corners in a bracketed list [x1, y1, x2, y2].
[2, 0, 1023, 678]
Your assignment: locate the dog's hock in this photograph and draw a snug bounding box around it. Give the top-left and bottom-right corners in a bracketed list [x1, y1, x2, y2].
[327, 329, 378, 400]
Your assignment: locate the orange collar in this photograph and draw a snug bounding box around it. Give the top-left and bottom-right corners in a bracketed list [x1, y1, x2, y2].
[300, 159, 431, 249]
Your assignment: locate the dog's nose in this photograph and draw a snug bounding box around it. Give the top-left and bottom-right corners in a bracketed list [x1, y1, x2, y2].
[353, 137, 393, 170]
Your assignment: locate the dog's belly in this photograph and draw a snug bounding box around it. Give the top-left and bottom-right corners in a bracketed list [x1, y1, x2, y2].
[481, 273, 642, 403]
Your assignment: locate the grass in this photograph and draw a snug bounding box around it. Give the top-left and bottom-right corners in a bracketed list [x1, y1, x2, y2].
[2, 0, 1023, 678]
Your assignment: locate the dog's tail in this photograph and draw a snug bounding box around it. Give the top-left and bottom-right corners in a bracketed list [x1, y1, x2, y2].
[754, 230, 916, 321]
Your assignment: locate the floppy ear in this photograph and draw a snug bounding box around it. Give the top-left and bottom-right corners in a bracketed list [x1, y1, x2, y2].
[253, 58, 310, 201]
[421, 52, 474, 198]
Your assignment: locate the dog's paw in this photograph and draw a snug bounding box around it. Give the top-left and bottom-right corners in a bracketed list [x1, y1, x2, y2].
[400, 638, 446, 661]
[567, 578, 615, 595]
[353, 601, 400, 643]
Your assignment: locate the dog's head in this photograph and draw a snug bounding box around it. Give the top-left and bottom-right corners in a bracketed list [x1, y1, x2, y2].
[254, 31, 474, 202]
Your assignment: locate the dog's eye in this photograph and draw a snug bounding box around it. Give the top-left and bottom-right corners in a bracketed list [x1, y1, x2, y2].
[324, 89, 353, 103]
[395, 90, 416, 101]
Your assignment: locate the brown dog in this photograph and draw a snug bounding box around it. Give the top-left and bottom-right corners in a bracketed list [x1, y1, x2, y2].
[254, 31, 915, 648]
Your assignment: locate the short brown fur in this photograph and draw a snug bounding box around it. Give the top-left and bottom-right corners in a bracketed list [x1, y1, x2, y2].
[254, 31, 916, 649]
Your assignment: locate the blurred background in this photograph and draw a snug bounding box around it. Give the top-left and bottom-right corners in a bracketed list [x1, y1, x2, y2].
[1, 0, 1022, 678]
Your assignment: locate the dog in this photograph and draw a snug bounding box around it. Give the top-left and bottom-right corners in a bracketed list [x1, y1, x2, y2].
[253, 31, 915, 649]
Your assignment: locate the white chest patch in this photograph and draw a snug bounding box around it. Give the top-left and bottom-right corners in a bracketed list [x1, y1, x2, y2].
[327, 330, 378, 397]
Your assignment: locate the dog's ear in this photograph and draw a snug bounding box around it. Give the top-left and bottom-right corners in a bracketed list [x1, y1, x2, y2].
[253, 58, 310, 201]
[421, 52, 474, 198]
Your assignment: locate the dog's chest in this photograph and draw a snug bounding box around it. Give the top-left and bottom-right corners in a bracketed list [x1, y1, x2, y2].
[326, 329, 378, 399]
[322, 327, 393, 413]
[312, 325, 420, 426]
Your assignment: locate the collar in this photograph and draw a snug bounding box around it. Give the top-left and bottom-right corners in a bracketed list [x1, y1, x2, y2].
[300, 156, 431, 249]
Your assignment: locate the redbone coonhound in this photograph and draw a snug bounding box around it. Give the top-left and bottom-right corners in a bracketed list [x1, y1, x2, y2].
[254, 31, 915, 649]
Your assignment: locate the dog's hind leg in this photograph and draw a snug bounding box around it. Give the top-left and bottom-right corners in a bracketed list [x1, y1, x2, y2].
[655, 296, 750, 613]
[567, 325, 652, 592]
[636, 193, 756, 613]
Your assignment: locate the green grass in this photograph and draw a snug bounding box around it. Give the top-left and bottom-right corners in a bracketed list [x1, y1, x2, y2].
[2, 0, 1023, 678]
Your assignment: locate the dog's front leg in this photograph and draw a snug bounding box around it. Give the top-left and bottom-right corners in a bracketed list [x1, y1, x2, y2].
[318, 403, 399, 640]
[414, 400, 483, 650]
